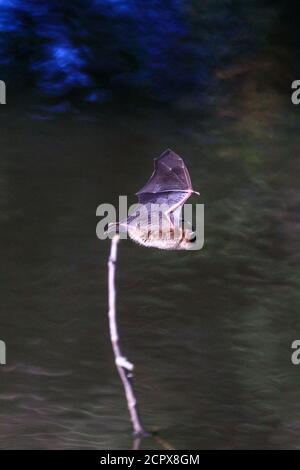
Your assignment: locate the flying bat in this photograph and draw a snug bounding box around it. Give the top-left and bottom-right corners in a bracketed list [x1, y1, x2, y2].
[111, 149, 199, 250]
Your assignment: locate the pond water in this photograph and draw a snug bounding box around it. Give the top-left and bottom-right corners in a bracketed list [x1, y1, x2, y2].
[0, 88, 300, 449]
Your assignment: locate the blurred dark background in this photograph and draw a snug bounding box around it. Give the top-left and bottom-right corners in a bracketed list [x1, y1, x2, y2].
[0, 0, 300, 450]
[0, 0, 298, 111]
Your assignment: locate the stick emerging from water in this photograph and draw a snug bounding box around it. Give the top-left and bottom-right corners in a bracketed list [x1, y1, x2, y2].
[107, 235, 145, 436]
[105, 150, 198, 437]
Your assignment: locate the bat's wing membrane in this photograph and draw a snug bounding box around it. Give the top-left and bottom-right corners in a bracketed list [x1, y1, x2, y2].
[134, 149, 195, 227]
[136, 149, 192, 198]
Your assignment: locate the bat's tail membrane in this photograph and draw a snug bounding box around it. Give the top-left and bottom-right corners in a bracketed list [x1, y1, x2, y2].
[105, 222, 128, 237]
[105, 222, 120, 236]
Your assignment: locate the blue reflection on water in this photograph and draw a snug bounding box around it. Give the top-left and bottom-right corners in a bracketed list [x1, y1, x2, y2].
[0, 0, 256, 105]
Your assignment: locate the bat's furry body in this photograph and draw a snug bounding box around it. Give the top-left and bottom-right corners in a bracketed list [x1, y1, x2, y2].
[127, 224, 196, 250]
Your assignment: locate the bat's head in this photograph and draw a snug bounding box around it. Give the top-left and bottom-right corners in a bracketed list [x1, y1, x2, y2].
[177, 229, 198, 250]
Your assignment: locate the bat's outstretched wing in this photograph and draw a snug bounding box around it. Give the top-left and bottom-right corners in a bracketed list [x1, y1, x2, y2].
[136, 149, 192, 198]
[134, 149, 198, 227]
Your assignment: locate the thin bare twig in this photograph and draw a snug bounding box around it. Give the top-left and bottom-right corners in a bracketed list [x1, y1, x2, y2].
[107, 235, 145, 436]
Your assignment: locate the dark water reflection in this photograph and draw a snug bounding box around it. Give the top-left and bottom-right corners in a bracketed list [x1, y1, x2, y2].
[1, 97, 300, 449]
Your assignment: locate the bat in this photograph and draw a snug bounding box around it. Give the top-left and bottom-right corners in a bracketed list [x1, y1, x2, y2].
[111, 149, 199, 250]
